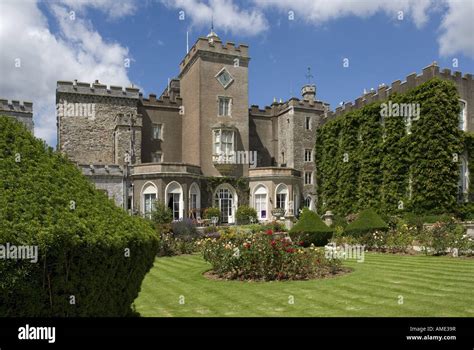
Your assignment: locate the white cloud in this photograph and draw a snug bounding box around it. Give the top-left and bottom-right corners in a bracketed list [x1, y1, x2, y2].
[161, 0, 268, 36]
[58, 0, 137, 19]
[438, 0, 474, 58]
[0, 0, 133, 146]
[253, 0, 473, 58]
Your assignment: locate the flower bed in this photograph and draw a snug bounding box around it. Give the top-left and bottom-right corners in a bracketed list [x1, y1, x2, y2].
[197, 230, 343, 281]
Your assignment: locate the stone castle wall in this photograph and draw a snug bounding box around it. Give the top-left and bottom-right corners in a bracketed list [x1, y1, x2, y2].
[0, 99, 34, 132]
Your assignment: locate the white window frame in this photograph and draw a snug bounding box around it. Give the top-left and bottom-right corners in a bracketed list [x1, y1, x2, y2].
[213, 129, 235, 163]
[253, 185, 268, 220]
[275, 184, 288, 210]
[218, 96, 232, 117]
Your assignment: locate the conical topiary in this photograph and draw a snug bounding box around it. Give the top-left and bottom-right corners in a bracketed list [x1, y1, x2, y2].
[289, 208, 333, 246]
[344, 208, 388, 236]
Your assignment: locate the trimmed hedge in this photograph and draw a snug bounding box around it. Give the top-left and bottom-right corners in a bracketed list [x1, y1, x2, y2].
[0, 117, 159, 316]
[289, 208, 333, 246]
[344, 208, 389, 236]
[316, 78, 464, 216]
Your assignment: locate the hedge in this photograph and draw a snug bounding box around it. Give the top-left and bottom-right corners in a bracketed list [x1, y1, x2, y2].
[0, 116, 159, 316]
[289, 208, 333, 246]
[344, 208, 389, 236]
[316, 78, 464, 216]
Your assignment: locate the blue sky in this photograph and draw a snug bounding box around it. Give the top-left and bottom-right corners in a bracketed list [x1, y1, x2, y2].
[1, 0, 473, 145]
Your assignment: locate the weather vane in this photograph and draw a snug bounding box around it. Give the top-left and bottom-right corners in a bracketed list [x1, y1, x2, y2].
[306, 67, 314, 84]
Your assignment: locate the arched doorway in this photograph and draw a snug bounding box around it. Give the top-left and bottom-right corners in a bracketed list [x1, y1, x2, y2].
[189, 182, 201, 219]
[253, 184, 268, 221]
[214, 184, 237, 224]
[141, 182, 157, 219]
[165, 181, 183, 221]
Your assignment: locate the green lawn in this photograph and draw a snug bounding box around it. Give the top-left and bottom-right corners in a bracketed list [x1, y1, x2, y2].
[134, 253, 474, 317]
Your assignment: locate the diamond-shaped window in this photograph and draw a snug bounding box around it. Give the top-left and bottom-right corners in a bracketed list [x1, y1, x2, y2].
[215, 68, 234, 89]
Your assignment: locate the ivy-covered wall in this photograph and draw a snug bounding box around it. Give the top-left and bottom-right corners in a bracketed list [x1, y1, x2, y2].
[316, 78, 464, 216]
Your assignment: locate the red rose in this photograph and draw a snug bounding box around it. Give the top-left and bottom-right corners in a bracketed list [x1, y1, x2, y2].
[271, 240, 276, 246]
[266, 229, 273, 235]
[299, 241, 304, 246]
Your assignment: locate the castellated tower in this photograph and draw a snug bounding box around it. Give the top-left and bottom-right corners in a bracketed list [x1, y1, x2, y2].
[179, 31, 250, 177]
[56, 80, 141, 166]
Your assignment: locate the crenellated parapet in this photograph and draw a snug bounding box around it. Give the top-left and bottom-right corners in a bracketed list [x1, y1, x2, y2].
[0, 99, 33, 113]
[139, 93, 182, 108]
[180, 37, 250, 74]
[325, 63, 473, 120]
[57, 80, 140, 99]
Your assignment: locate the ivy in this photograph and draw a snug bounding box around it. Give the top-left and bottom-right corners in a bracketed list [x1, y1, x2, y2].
[316, 78, 464, 216]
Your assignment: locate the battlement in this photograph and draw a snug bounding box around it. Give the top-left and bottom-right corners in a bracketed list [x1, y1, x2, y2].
[0, 99, 33, 114]
[57, 80, 140, 99]
[326, 63, 473, 119]
[180, 37, 249, 72]
[140, 93, 183, 108]
[249, 104, 274, 117]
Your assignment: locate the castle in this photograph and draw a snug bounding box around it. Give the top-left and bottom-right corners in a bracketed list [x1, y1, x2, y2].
[55, 30, 473, 223]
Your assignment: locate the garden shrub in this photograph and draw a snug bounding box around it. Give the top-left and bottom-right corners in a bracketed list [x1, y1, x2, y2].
[235, 205, 258, 225]
[171, 218, 199, 240]
[344, 208, 389, 236]
[0, 117, 159, 316]
[152, 202, 173, 225]
[289, 208, 333, 246]
[198, 230, 342, 281]
[203, 207, 221, 221]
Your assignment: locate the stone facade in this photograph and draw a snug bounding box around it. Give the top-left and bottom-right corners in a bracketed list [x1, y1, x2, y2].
[0, 99, 34, 132]
[56, 31, 473, 222]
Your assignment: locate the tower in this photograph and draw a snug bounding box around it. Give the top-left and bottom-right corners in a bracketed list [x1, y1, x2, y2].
[179, 29, 250, 177]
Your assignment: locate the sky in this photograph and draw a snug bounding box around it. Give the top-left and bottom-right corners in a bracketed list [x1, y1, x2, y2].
[0, 0, 473, 147]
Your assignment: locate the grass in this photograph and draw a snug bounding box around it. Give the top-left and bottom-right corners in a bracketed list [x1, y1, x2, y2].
[134, 253, 474, 317]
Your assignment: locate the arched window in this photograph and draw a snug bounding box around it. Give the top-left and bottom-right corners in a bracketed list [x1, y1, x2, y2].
[165, 181, 183, 221]
[189, 183, 201, 219]
[142, 183, 157, 219]
[253, 185, 268, 220]
[304, 196, 312, 209]
[275, 184, 288, 211]
[214, 184, 237, 224]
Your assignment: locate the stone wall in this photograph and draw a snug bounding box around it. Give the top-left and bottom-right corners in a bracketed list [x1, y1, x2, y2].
[0, 99, 34, 132]
[56, 81, 139, 165]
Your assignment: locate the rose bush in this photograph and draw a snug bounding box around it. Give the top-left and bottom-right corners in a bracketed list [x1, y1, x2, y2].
[197, 230, 342, 281]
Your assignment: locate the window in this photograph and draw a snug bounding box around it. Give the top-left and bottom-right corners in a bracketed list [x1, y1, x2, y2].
[304, 171, 313, 185]
[216, 68, 234, 89]
[143, 183, 157, 219]
[218, 97, 231, 116]
[304, 149, 313, 162]
[276, 184, 288, 210]
[304, 196, 312, 209]
[152, 124, 162, 140]
[459, 100, 467, 131]
[152, 152, 162, 163]
[254, 186, 267, 220]
[459, 157, 469, 198]
[213, 129, 234, 162]
[305, 116, 311, 130]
